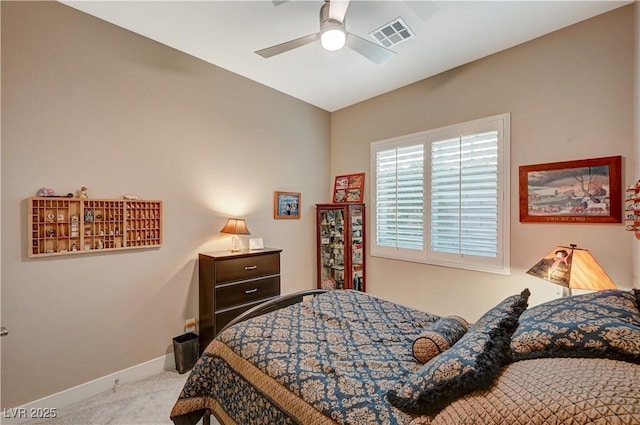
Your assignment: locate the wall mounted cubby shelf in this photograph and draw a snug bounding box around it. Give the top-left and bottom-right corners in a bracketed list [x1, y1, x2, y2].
[28, 197, 162, 257]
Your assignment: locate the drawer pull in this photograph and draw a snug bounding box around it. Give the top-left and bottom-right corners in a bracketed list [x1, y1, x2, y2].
[245, 288, 258, 294]
[244, 265, 258, 271]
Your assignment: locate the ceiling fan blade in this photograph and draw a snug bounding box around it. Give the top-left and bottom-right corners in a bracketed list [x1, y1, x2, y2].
[346, 33, 395, 65]
[328, 0, 350, 22]
[255, 33, 320, 58]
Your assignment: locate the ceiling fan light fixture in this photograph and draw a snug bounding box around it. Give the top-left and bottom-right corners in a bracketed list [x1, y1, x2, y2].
[256, 0, 394, 64]
[321, 22, 346, 51]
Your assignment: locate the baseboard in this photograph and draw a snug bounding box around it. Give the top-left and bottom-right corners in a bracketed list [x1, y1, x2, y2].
[2, 353, 176, 424]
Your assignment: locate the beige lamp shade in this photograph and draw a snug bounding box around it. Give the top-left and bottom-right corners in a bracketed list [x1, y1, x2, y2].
[526, 244, 616, 295]
[220, 218, 251, 235]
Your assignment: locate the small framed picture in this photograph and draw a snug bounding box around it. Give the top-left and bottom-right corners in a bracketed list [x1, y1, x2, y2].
[274, 191, 301, 219]
[333, 173, 365, 203]
[249, 238, 264, 250]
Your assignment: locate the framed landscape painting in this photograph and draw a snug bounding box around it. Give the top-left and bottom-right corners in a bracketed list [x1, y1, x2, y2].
[519, 156, 621, 223]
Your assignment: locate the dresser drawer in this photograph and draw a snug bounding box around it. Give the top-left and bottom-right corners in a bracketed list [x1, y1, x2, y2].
[215, 276, 280, 310]
[215, 253, 280, 284]
[214, 296, 278, 335]
[215, 306, 249, 335]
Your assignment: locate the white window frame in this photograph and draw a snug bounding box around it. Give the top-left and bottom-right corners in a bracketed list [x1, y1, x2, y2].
[370, 113, 511, 275]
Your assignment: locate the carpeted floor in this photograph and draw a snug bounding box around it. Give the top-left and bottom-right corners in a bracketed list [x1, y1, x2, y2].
[33, 371, 218, 425]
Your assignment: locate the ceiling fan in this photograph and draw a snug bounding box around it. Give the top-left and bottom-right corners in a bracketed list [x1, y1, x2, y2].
[255, 0, 395, 65]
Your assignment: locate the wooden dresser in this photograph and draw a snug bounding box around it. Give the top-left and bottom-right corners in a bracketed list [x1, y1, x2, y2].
[198, 248, 282, 353]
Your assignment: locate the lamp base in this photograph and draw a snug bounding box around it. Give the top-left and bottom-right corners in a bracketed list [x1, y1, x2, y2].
[230, 236, 240, 252]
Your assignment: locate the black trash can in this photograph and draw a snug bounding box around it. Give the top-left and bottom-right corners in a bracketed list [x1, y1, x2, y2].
[173, 332, 199, 374]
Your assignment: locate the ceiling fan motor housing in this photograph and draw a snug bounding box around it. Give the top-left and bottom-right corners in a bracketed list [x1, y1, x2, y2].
[320, 2, 346, 51]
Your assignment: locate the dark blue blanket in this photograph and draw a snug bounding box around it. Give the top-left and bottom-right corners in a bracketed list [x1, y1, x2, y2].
[172, 290, 439, 425]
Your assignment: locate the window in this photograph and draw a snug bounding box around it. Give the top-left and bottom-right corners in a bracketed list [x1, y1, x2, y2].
[370, 114, 510, 274]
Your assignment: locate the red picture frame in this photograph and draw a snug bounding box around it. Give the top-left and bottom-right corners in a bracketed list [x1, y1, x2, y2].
[519, 156, 622, 223]
[332, 173, 365, 203]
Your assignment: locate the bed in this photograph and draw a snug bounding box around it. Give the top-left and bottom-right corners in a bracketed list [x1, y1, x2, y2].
[170, 288, 640, 425]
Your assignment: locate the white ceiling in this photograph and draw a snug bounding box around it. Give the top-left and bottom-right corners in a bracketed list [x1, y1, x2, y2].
[62, 1, 631, 112]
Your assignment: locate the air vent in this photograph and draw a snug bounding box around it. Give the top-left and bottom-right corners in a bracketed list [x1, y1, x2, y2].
[369, 17, 414, 48]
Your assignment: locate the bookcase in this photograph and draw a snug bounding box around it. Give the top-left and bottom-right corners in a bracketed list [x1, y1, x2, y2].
[316, 203, 365, 291]
[28, 197, 162, 257]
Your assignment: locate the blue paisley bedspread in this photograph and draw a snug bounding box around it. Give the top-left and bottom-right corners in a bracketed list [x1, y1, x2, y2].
[172, 289, 640, 425]
[172, 290, 440, 425]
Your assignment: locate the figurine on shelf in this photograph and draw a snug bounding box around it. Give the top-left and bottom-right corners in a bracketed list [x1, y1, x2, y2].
[38, 188, 55, 197]
[321, 277, 336, 290]
[71, 214, 80, 237]
[78, 187, 88, 199]
[96, 240, 103, 249]
[123, 193, 139, 200]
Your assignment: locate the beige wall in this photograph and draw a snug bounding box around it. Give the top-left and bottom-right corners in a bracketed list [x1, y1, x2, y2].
[1, 2, 330, 407]
[331, 5, 636, 319]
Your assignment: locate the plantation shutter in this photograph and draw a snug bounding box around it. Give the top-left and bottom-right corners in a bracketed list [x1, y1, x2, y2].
[430, 131, 498, 258]
[371, 113, 509, 274]
[375, 144, 424, 250]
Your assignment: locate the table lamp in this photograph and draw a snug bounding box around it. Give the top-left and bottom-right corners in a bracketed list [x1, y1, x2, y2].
[220, 218, 250, 252]
[526, 244, 616, 297]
